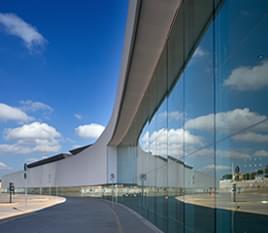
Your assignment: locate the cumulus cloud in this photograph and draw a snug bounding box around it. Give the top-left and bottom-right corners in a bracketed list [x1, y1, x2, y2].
[158, 111, 182, 122]
[224, 60, 268, 91]
[20, 100, 53, 114]
[75, 123, 105, 140]
[217, 149, 250, 160]
[139, 126, 253, 161]
[140, 128, 203, 157]
[233, 132, 268, 143]
[0, 161, 10, 170]
[185, 108, 268, 133]
[254, 150, 268, 157]
[202, 164, 230, 171]
[0, 13, 46, 51]
[5, 122, 60, 140]
[0, 122, 61, 154]
[0, 103, 31, 122]
[191, 148, 250, 160]
[0, 144, 32, 154]
[193, 47, 206, 58]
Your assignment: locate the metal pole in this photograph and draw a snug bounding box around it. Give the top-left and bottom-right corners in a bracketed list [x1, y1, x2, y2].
[24, 163, 28, 205]
[9, 189, 12, 203]
[25, 175, 28, 205]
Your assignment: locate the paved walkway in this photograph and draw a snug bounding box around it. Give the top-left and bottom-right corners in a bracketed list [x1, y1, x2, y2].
[0, 197, 161, 233]
[176, 192, 268, 215]
[0, 194, 65, 220]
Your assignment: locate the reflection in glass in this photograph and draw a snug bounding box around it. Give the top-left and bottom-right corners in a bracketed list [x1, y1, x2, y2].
[115, 0, 268, 233]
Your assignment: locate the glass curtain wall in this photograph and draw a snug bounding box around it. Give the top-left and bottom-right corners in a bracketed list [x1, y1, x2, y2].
[116, 0, 268, 233]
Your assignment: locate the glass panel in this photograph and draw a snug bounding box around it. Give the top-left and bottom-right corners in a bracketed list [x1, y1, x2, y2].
[184, 14, 216, 233]
[215, 0, 268, 233]
[167, 74, 185, 233]
[118, 1, 268, 233]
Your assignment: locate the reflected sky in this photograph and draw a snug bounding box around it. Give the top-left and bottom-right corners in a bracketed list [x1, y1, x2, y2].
[138, 0, 268, 183]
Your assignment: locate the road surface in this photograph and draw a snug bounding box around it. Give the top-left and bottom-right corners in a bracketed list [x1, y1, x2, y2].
[0, 197, 160, 233]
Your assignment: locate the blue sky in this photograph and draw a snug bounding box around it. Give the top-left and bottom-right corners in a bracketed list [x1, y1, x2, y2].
[0, 0, 128, 176]
[139, 0, 268, 181]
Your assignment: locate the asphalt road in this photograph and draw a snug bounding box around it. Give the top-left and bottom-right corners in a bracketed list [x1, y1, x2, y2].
[0, 197, 159, 233]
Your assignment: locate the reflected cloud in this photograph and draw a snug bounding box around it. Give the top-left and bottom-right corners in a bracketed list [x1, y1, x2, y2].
[202, 164, 231, 171]
[140, 128, 203, 157]
[193, 47, 206, 58]
[224, 60, 268, 91]
[158, 111, 182, 122]
[185, 108, 268, 133]
[254, 150, 268, 157]
[234, 132, 268, 143]
[194, 148, 250, 160]
[218, 149, 251, 160]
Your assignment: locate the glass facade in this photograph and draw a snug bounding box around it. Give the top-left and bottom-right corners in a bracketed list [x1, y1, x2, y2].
[116, 0, 268, 233]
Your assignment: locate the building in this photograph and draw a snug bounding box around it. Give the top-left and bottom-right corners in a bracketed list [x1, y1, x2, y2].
[2, 0, 268, 232]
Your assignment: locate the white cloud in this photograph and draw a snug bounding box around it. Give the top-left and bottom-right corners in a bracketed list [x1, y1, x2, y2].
[0, 13, 46, 51]
[20, 100, 53, 114]
[75, 123, 105, 140]
[193, 47, 206, 58]
[0, 103, 31, 122]
[185, 108, 268, 133]
[202, 164, 230, 171]
[233, 132, 268, 143]
[254, 150, 268, 157]
[0, 144, 32, 154]
[139, 127, 252, 160]
[0, 122, 61, 154]
[74, 113, 83, 120]
[0, 162, 10, 170]
[5, 122, 60, 140]
[224, 60, 268, 91]
[140, 128, 203, 157]
[217, 149, 251, 160]
[191, 148, 250, 160]
[158, 111, 182, 122]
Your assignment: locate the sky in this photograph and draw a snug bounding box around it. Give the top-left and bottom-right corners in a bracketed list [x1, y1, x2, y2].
[139, 0, 268, 182]
[0, 0, 129, 176]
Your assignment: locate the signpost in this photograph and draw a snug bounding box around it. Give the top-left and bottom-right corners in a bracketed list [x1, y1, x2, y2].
[24, 163, 28, 205]
[232, 165, 240, 202]
[140, 174, 147, 204]
[9, 182, 15, 203]
[110, 173, 115, 205]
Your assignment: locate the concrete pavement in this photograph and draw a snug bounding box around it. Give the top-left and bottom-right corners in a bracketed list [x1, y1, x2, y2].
[176, 192, 268, 215]
[0, 193, 65, 220]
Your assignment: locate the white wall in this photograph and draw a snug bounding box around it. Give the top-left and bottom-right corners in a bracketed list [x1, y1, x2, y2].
[2, 142, 108, 189]
[107, 146, 118, 183]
